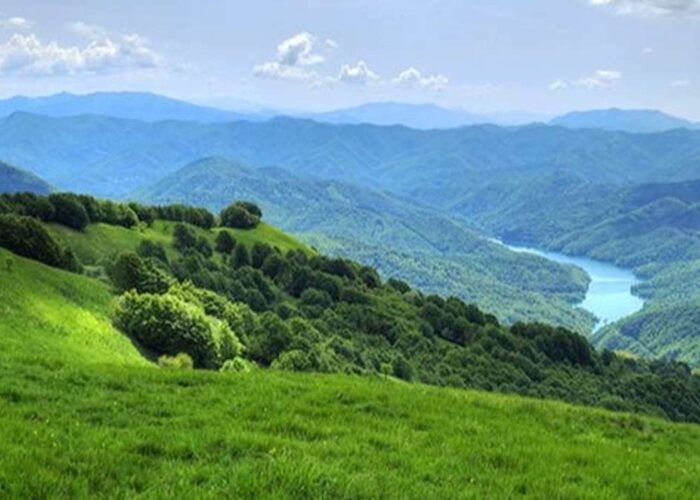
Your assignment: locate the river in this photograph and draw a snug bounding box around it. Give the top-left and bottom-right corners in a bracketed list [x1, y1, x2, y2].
[501, 243, 644, 331]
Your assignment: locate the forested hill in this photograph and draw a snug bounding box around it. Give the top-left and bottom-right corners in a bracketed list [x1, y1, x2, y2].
[136, 156, 595, 331]
[1, 191, 699, 424]
[0, 112, 698, 199]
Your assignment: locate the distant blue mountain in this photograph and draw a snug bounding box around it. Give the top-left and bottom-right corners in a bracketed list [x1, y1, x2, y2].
[0, 161, 53, 195]
[0, 92, 267, 123]
[550, 108, 699, 133]
[305, 102, 548, 129]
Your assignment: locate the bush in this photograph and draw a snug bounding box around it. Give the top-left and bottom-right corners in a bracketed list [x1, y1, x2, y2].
[137, 240, 169, 264]
[173, 223, 197, 251]
[0, 214, 78, 270]
[271, 349, 312, 371]
[220, 203, 260, 229]
[220, 357, 251, 373]
[158, 353, 194, 370]
[106, 252, 172, 294]
[113, 290, 241, 369]
[231, 244, 251, 268]
[215, 230, 236, 254]
[48, 193, 90, 230]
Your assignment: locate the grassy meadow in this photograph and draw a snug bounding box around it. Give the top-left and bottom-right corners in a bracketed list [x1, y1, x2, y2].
[1, 247, 699, 498]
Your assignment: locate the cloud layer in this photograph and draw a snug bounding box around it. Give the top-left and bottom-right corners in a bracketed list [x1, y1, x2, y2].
[254, 32, 448, 91]
[549, 69, 622, 90]
[0, 32, 163, 76]
[590, 0, 700, 16]
[393, 67, 448, 90]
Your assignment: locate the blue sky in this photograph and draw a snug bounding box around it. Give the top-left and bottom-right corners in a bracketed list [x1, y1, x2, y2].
[0, 0, 698, 118]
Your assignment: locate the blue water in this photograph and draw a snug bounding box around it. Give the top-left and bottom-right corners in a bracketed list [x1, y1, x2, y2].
[503, 244, 645, 330]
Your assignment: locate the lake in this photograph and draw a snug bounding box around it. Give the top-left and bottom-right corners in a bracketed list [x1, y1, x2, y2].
[501, 243, 644, 331]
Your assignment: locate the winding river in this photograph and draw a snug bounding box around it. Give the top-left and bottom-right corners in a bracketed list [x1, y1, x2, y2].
[502, 243, 644, 331]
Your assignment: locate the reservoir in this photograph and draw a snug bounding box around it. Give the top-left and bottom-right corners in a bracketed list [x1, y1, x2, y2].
[503, 243, 645, 331]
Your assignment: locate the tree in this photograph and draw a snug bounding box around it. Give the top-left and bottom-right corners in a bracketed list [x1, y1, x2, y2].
[231, 244, 250, 269]
[235, 201, 262, 218]
[251, 242, 273, 268]
[0, 214, 73, 270]
[173, 223, 197, 251]
[48, 193, 89, 230]
[219, 202, 260, 229]
[106, 252, 172, 294]
[137, 239, 169, 264]
[215, 230, 236, 254]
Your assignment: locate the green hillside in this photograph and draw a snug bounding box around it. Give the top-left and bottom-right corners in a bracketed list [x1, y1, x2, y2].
[0, 248, 147, 367]
[137, 157, 594, 332]
[48, 220, 312, 266]
[1, 248, 699, 498]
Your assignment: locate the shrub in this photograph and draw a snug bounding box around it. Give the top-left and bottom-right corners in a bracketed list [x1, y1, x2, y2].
[48, 193, 90, 230]
[231, 244, 251, 268]
[173, 223, 198, 251]
[158, 353, 194, 370]
[113, 290, 239, 369]
[106, 252, 172, 294]
[137, 240, 169, 264]
[220, 202, 260, 229]
[251, 242, 273, 268]
[220, 357, 251, 373]
[215, 230, 236, 254]
[271, 349, 313, 372]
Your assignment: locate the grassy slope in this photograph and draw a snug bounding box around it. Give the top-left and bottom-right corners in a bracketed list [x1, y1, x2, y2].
[1, 230, 700, 497]
[48, 220, 313, 265]
[0, 248, 148, 367]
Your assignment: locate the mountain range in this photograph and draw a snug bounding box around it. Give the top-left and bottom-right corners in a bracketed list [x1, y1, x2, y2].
[1, 92, 699, 364]
[0, 92, 696, 133]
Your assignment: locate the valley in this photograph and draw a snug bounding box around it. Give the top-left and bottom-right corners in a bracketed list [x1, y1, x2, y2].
[498, 242, 645, 331]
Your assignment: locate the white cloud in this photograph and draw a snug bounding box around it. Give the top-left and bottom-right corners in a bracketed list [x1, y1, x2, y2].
[0, 32, 163, 76]
[337, 60, 379, 85]
[642, 47, 654, 54]
[0, 16, 33, 30]
[253, 61, 317, 81]
[589, 0, 700, 16]
[549, 69, 622, 90]
[68, 21, 106, 40]
[670, 79, 690, 86]
[392, 67, 448, 90]
[253, 31, 330, 82]
[574, 69, 622, 88]
[276, 31, 324, 67]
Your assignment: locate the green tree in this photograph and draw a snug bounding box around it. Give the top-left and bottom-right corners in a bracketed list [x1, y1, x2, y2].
[231, 244, 251, 269]
[219, 202, 260, 229]
[173, 223, 197, 251]
[215, 230, 236, 254]
[48, 193, 90, 230]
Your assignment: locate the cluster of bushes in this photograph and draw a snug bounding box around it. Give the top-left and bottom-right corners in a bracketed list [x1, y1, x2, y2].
[0, 214, 80, 271]
[113, 283, 244, 369]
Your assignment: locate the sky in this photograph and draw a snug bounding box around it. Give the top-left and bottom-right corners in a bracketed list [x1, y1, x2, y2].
[0, 0, 698, 118]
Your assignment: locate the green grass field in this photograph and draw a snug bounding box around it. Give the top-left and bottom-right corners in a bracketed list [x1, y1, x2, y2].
[1, 247, 700, 498]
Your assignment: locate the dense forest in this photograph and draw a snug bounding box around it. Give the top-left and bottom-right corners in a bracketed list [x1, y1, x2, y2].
[2, 191, 699, 422]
